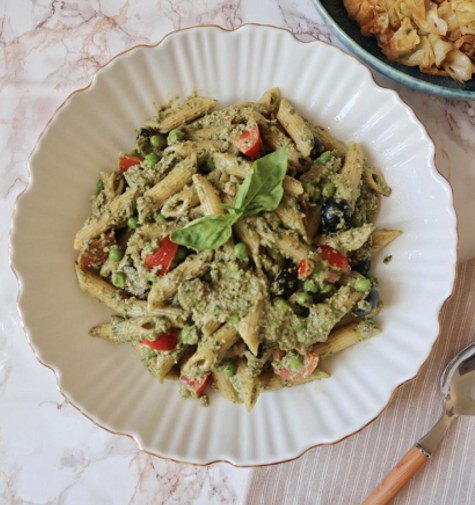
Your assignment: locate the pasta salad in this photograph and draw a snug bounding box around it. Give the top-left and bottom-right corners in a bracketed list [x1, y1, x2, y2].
[74, 89, 401, 410]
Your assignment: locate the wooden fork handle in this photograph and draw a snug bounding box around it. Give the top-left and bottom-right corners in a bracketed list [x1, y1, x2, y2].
[362, 445, 429, 505]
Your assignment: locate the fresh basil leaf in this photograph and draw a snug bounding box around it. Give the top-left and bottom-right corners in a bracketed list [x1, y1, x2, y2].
[170, 214, 237, 250]
[234, 149, 288, 216]
[218, 203, 241, 213]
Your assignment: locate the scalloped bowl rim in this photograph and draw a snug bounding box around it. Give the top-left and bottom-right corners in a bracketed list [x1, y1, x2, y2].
[9, 24, 458, 466]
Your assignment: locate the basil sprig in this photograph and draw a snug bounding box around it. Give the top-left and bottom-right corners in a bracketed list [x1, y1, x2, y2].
[170, 149, 288, 250]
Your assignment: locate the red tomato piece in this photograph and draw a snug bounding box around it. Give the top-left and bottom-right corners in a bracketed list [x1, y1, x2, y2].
[119, 154, 143, 172]
[79, 231, 116, 269]
[298, 258, 316, 279]
[319, 245, 350, 272]
[144, 235, 179, 275]
[326, 270, 340, 283]
[231, 122, 262, 158]
[141, 328, 176, 351]
[273, 351, 320, 382]
[180, 373, 211, 397]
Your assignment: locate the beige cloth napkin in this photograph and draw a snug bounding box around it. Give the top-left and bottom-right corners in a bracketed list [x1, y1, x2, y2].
[242, 259, 475, 505]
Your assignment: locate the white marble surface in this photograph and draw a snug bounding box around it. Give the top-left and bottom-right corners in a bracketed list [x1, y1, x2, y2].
[1, 1, 475, 504]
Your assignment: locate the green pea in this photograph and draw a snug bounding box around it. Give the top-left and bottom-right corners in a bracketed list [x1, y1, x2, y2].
[287, 354, 303, 370]
[109, 248, 123, 262]
[351, 215, 363, 227]
[150, 134, 166, 149]
[294, 319, 306, 333]
[97, 180, 104, 191]
[304, 281, 319, 294]
[112, 272, 125, 288]
[234, 242, 248, 260]
[317, 151, 331, 165]
[203, 272, 212, 283]
[129, 149, 139, 156]
[92, 188, 100, 196]
[127, 217, 138, 229]
[181, 328, 191, 343]
[156, 212, 166, 221]
[142, 347, 156, 359]
[296, 292, 313, 306]
[230, 264, 239, 274]
[227, 314, 239, 325]
[356, 278, 372, 292]
[223, 360, 236, 377]
[323, 182, 336, 198]
[167, 129, 184, 144]
[311, 187, 322, 204]
[176, 246, 188, 263]
[305, 183, 316, 197]
[321, 283, 333, 294]
[275, 298, 288, 311]
[312, 263, 323, 276]
[145, 152, 160, 167]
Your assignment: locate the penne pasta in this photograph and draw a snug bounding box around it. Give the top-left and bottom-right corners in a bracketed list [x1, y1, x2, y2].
[317, 223, 375, 254]
[212, 370, 243, 404]
[313, 322, 381, 359]
[161, 184, 200, 217]
[276, 98, 315, 158]
[337, 142, 365, 208]
[182, 324, 239, 376]
[230, 358, 260, 411]
[74, 186, 139, 250]
[143, 96, 219, 133]
[147, 250, 213, 311]
[256, 87, 281, 113]
[371, 229, 403, 254]
[192, 174, 225, 216]
[364, 166, 392, 197]
[139, 155, 198, 222]
[238, 299, 264, 356]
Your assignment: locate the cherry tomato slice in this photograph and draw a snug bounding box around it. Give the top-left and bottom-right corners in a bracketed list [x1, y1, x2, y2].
[319, 245, 350, 272]
[273, 351, 320, 382]
[231, 122, 262, 158]
[141, 328, 176, 351]
[144, 235, 179, 275]
[298, 258, 316, 279]
[119, 154, 143, 172]
[180, 373, 211, 397]
[79, 231, 116, 269]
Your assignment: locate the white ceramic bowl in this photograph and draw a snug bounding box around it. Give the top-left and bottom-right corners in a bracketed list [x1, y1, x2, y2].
[10, 25, 457, 466]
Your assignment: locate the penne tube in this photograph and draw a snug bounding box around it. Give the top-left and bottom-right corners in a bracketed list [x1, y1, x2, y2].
[256, 87, 280, 113]
[306, 204, 321, 240]
[74, 186, 139, 250]
[274, 195, 308, 241]
[192, 174, 225, 216]
[371, 229, 403, 254]
[312, 322, 381, 359]
[75, 266, 185, 321]
[161, 184, 200, 217]
[143, 96, 219, 133]
[90, 315, 171, 344]
[212, 370, 243, 404]
[276, 98, 315, 158]
[337, 142, 364, 207]
[132, 341, 185, 383]
[139, 155, 197, 222]
[147, 250, 213, 311]
[310, 124, 347, 152]
[364, 167, 392, 197]
[237, 300, 264, 356]
[230, 358, 260, 411]
[182, 324, 239, 376]
[184, 125, 233, 141]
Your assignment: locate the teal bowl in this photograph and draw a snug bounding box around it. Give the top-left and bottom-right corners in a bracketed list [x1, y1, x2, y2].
[313, 0, 475, 100]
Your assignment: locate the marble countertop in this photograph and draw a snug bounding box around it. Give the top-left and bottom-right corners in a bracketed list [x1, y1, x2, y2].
[1, 1, 474, 504]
